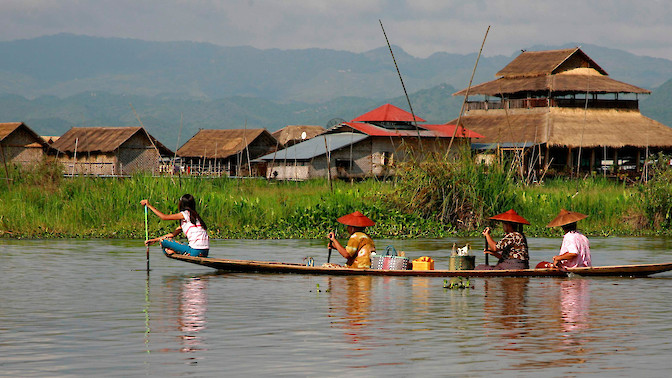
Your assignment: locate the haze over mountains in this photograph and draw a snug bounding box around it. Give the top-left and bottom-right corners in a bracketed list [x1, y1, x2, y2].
[1, 34, 671, 148]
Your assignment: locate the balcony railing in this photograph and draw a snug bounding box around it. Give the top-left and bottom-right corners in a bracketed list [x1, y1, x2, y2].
[465, 98, 639, 111]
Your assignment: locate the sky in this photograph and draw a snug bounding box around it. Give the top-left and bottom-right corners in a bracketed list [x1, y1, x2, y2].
[2, 0, 672, 60]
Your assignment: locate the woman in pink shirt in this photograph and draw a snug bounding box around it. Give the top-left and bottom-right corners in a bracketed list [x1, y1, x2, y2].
[547, 209, 591, 268]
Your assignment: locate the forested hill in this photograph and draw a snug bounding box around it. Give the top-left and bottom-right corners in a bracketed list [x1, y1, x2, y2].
[2, 34, 672, 102]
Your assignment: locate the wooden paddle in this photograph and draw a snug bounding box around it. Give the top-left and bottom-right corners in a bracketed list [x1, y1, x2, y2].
[145, 205, 150, 272]
[327, 241, 333, 263]
[484, 235, 489, 266]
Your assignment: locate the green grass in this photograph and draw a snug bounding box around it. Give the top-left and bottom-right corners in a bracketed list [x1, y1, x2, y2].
[1, 157, 671, 239]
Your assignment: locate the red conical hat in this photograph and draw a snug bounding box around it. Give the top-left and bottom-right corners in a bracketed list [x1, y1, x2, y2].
[337, 211, 375, 227]
[546, 209, 587, 228]
[489, 209, 530, 225]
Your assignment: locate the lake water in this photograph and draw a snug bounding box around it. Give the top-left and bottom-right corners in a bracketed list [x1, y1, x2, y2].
[2, 237, 672, 376]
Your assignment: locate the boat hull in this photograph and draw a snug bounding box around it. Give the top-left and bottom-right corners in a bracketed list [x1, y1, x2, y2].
[166, 254, 672, 277]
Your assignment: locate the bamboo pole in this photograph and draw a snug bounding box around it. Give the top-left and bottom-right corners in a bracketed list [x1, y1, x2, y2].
[323, 134, 332, 191]
[379, 19, 423, 153]
[447, 25, 490, 154]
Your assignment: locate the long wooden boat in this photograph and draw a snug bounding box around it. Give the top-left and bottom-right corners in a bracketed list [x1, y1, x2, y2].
[166, 254, 672, 277]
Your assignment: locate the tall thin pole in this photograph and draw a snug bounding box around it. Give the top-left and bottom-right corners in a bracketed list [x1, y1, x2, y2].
[243, 120, 252, 176]
[448, 25, 490, 154]
[323, 134, 333, 191]
[72, 137, 78, 176]
[379, 19, 423, 153]
[145, 205, 150, 272]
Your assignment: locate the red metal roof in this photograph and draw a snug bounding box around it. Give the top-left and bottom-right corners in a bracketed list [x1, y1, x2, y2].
[351, 104, 426, 123]
[339, 122, 483, 139]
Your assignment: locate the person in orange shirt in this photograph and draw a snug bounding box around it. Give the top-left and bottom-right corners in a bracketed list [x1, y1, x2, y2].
[327, 211, 376, 269]
[477, 209, 531, 270]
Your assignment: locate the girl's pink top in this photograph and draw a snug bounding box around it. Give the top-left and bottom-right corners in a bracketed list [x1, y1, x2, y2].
[559, 231, 592, 267]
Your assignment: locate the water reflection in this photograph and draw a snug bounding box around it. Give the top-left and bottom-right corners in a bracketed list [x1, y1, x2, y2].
[559, 279, 590, 335]
[327, 276, 373, 347]
[481, 277, 594, 371]
[177, 277, 209, 353]
[483, 278, 530, 330]
[161, 275, 210, 358]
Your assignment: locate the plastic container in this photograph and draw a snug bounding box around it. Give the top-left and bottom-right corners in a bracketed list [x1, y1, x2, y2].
[412, 257, 435, 270]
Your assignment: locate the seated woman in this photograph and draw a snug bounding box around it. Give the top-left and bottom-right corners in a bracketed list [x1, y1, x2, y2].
[547, 209, 592, 268]
[141, 194, 209, 257]
[326, 211, 376, 269]
[476, 209, 530, 270]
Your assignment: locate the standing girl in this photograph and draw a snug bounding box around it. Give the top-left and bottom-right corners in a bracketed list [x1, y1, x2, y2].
[141, 194, 209, 257]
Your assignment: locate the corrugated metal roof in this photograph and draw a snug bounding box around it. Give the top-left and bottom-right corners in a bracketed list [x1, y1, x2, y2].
[51, 127, 173, 155]
[177, 129, 275, 159]
[255, 132, 368, 161]
[351, 103, 426, 123]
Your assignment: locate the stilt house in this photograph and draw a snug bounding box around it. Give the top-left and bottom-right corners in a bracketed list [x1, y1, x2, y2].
[0, 122, 53, 167]
[50, 127, 172, 176]
[452, 47, 672, 175]
[256, 104, 483, 180]
[177, 129, 277, 176]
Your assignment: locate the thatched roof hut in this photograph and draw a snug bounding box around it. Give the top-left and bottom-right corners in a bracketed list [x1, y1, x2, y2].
[454, 48, 650, 97]
[177, 129, 276, 160]
[453, 108, 672, 148]
[452, 47, 670, 175]
[177, 129, 277, 176]
[0, 122, 52, 166]
[50, 127, 172, 175]
[272, 125, 325, 147]
[52, 127, 171, 155]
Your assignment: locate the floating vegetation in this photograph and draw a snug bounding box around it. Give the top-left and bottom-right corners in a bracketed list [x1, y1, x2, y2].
[443, 278, 473, 290]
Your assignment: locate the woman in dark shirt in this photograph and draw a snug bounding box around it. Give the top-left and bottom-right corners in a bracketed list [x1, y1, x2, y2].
[477, 209, 530, 270]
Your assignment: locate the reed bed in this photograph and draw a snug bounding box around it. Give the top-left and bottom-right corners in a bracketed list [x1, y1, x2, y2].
[2, 155, 671, 239]
[0, 163, 443, 239]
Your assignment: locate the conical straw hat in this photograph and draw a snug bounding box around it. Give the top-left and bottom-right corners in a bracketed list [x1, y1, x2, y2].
[336, 211, 375, 227]
[489, 209, 530, 225]
[546, 209, 588, 228]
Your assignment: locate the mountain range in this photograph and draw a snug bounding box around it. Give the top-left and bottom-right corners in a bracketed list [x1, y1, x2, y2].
[1, 34, 671, 148]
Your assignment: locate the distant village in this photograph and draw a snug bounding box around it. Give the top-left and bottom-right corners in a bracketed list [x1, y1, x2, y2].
[3, 48, 672, 181]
